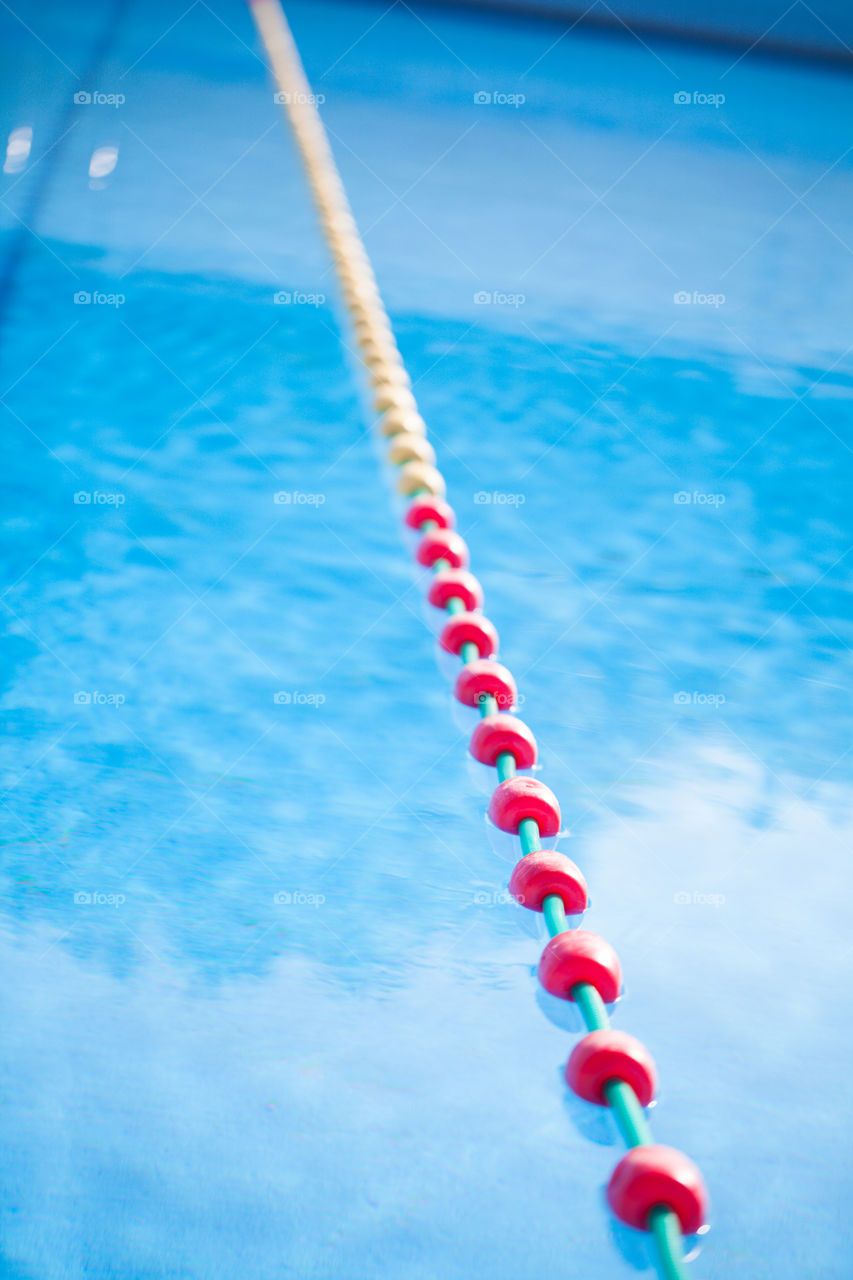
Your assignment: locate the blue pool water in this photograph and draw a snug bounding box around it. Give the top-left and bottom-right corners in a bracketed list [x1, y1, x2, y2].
[1, 2, 852, 1277]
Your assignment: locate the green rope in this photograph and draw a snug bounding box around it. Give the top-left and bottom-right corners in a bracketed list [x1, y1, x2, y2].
[605, 1079, 654, 1148]
[650, 1208, 692, 1280]
[572, 979, 609, 1030]
[519, 817, 541, 856]
[566, 984, 688, 1273]
[446, 559, 689, 1279]
[542, 893, 567, 935]
[414, 486, 690, 1277]
[258, 18, 698, 1264]
[480, 692, 498, 717]
[496, 750, 514, 782]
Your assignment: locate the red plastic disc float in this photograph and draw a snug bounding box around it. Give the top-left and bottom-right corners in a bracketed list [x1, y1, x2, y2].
[607, 1144, 709, 1236]
[469, 713, 536, 767]
[417, 529, 469, 569]
[428, 569, 483, 611]
[405, 495, 455, 530]
[441, 613, 498, 659]
[566, 1030, 657, 1106]
[509, 849, 587, 914]
[488, 776, 560, 834]
[538, 930, 622, 1003]
[454, 660, 516, 710]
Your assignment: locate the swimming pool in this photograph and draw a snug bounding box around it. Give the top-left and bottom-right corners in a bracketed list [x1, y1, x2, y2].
[2, 1, 852, 1276]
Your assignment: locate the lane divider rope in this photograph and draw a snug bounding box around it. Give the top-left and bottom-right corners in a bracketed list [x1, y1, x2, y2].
[248, 3, 710, 1275]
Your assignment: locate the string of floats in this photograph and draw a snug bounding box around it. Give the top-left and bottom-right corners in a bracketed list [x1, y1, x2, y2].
[248, 3, 710, 1275]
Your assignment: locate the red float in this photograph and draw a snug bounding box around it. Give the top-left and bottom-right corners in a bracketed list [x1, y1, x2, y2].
[454, 660, 516, 710]
[428, 570, 483, 612]
[566, 1031, 657, 1107]
[417, 529, 469, 569]
[607, 1144, 709, 1236]
[469, 713, 536, 768]
[405, 496, 455, 531]
[440, 612, 498, 660]
[488, 776, 560, 835]
[537, 930, 622, 1003]
[509, 849, 587, 914]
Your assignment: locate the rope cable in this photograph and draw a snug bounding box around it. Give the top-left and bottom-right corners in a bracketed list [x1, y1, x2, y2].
[247, 4, 704, 1274]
